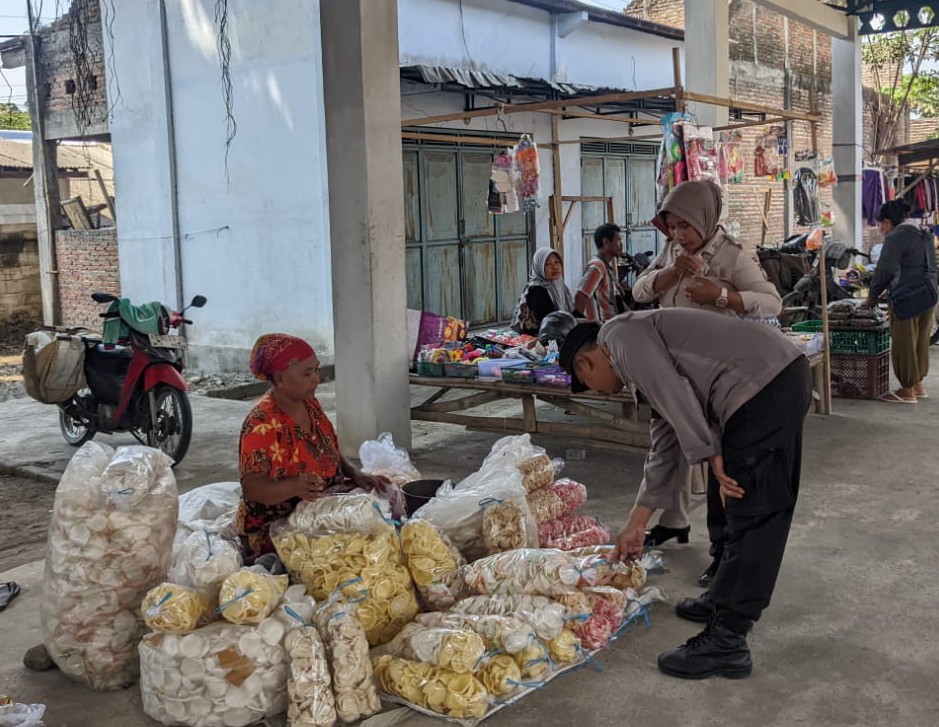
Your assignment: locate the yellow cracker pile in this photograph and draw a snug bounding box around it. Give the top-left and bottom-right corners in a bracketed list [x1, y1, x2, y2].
[478, 654, 522, 696]
[373, 654, 489, 720]
[378, 622, 486, 674]
[517, 454, 556, 492]
[275, 523, 418, 646]
[141, 583, 211, 635]
[400, 519, 465, 610]
[547, 629, 580, 664]
[217, 568, 289, 625]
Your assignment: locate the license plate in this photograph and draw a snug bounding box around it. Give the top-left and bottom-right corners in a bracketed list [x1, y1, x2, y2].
[149, 334, 187, 349]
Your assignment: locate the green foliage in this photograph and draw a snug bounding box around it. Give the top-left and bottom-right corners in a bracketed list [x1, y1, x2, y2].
[0, 103, 31, 131]
[885, 72, 939, 117]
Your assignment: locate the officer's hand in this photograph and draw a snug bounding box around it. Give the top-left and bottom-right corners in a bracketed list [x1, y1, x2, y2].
[709, 454, 744, 506]
[673, 253, 703, 277]
[686, 276, 722, 305]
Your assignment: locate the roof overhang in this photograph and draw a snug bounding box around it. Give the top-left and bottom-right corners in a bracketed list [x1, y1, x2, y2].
[503, 0, 684, 41]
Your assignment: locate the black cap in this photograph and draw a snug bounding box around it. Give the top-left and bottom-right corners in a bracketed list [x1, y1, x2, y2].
[558, 322, 601, 393]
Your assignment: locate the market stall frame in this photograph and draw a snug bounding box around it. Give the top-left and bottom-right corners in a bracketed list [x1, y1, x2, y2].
[411, 353, 828, 450]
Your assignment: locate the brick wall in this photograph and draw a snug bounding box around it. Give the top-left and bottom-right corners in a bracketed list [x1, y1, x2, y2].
[55, 228, 120, 330]
[36, 0, 108, 138]
[623, 0, 910, 248]
[0, 234, 42, 325]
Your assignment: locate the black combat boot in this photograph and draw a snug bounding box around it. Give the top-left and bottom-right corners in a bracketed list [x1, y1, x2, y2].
[675, 590, 716, 623]
[657, 615, 753, 680]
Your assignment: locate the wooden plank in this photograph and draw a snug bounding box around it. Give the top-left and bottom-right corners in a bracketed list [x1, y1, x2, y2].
[410, 375, 637, 404]
[543, 108, 659, 125]
[561, 196, 614, 203]
[681, 90, 821, 124]
[713, 116, 786, 132]
[818, 242, 833, 413]
[414, 390, 503, 414]
[418, 387, 450, 408]
[94, 169, 117, 222]
[672, 47, 684, 113]
[400, 87, 678, 127]
[539, 395, 632, 427]
[61, 197, 93, 231]
[401, 131, 518, 147]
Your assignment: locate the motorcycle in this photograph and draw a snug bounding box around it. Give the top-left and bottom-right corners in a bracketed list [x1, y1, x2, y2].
[763, 235, 869, 326]
[57, 293, 207, 465]
[614, 248, 656, 311]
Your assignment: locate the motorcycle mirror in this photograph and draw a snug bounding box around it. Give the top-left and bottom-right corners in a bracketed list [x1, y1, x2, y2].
[91, 292, 118, 304]
[190, 295, 207, 308]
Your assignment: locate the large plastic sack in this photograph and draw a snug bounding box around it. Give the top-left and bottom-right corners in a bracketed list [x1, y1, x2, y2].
[285, 625, 337, 727]
[0, 703, 46, 727]
[358, 432, 421, 487]
[414, 612, 536, 656]
[272, 494, 418, 646]
[460, 548, 612, 598]
[400, 519, 466, 610]
[314, 595, 381, 724]
[177, 483, 242, 535]
[449, 595, 566, 642]
[414, 446, 538, 561]
[218, 568, 289, 625]
[22, 330, 86, 404]
[142, 583, 213, 635]
[41, 442, 178, 690]
[373, 622, 486, 674]
[168, 528, 243, 598]
[470, 434, 561, 493]
[526, 479, 587, 525]
[538, 514, 610, 551]
[139, 586, 311, 727]
[372, 654, 489, 721]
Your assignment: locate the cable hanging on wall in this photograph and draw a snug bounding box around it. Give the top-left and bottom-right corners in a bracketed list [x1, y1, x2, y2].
[215, 0, 237, 183]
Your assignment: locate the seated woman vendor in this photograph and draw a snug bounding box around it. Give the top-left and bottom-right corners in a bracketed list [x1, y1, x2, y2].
[510, 248, 579, 334]
[238, 333, 401, 562]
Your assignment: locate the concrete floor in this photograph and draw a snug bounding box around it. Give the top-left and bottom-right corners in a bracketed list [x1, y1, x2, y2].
[1, 361, 938, 726]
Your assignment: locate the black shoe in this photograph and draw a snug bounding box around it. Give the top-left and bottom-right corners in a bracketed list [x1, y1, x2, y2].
[657, 617, 753, 680]
[675, 591, 716, 623]
[643, 524, 690, 547]
[697, 556, 720, 587]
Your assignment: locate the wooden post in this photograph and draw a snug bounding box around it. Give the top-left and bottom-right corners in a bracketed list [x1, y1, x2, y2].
[809, 84, 819, 152]
[818, 239, 833, 413]
[551, 114, 563, 253]
[25, 4, 62, 325]
[760, 189, 773, 246]
[672, 47, 685, 113]
[94, 169, 116, 223]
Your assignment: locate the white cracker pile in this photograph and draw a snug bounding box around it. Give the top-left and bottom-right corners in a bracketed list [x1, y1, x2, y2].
[41, 442, 178, 690]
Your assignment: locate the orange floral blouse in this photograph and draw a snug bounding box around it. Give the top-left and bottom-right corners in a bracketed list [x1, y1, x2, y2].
[237, 392, 341, 559]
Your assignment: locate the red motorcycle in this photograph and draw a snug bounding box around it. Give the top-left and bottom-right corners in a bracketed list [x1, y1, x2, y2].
[58, 293, 207, 465]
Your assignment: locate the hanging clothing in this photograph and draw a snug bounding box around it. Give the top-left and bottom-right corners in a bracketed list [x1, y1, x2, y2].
[862, 168, 886, 227]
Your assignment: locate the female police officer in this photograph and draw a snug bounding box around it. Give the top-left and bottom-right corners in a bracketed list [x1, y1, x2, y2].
[558, 308, 810, 679]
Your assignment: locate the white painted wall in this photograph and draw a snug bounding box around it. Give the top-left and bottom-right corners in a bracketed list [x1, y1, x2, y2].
[398, 0, 681, 90]
[104, 0, 332, 371]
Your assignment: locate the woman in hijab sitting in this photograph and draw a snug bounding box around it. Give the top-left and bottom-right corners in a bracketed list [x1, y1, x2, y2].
[511, 248, 578, 335]
[237, 333, 403, 562]
[631, 180, 782, 588]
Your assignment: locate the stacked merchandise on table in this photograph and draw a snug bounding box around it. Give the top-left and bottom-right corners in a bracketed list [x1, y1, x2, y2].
[414, 327, 571, 388]
[794, 300, 891, 400]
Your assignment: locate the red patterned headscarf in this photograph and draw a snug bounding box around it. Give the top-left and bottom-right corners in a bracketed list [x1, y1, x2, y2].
[249, 334, 316, 381]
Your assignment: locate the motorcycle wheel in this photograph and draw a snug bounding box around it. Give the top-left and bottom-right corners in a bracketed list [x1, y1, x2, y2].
[146, 385, 193, 466]
[59, 406, 94, 447]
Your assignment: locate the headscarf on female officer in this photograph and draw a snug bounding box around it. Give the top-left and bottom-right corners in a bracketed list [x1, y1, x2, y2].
[656, 179, 724, 243]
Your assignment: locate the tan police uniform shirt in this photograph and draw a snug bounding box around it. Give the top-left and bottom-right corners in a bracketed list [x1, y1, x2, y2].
[631, 229, 782, 318]
[598, 309, 803, 510]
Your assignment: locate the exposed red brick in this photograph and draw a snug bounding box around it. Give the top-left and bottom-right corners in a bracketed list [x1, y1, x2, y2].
[55, 228, 120, 331]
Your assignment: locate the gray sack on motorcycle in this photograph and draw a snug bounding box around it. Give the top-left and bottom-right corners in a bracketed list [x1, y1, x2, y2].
[22, 332, 87, 404]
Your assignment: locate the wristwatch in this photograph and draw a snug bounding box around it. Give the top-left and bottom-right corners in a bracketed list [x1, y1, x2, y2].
[715, 287, 729, 309]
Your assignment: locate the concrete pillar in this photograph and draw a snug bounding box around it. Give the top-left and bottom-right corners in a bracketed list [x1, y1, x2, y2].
[319, 0, 412, 452]
[684, 0, 729, 128]
[832, 25, 863, 248]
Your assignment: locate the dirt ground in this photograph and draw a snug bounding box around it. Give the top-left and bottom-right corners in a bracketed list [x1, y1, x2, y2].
[0, 474, 54, 572]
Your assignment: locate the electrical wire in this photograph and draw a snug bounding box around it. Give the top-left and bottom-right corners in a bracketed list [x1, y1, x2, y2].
[214, 0, 236, 182]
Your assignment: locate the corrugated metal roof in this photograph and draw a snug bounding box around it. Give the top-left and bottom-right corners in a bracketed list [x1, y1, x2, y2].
[408, 64, 594, 95]
[0, 138, 112, 173]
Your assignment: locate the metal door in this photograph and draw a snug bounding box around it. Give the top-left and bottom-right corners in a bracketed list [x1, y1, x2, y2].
[403, 145, 532, 325]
